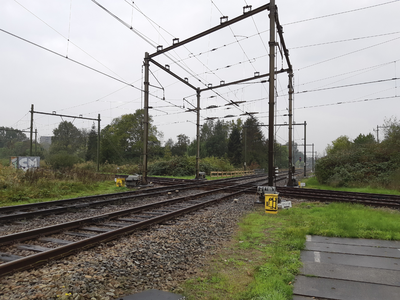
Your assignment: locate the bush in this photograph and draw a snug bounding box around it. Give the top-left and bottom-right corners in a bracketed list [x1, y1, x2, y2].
[0, 158, 9, 167]
[315, 140, 400, 189]
[148, 156, 235, 176]
[47, 152, 81, 170]
[99, 162, 139, 175]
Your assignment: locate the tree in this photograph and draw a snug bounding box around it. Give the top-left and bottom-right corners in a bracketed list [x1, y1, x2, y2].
[274, 141, 288, 168]
[205, 120, 228, 158]
[200, 120, 214, 158]
[187, 138, 197, 156]
[383, 117, 400, 150]
[171, 134, 190, 156]
[325, 135, 352, 155]
[227, 125, 242, 166]
[50, 121, 84, 155]
[85, 124, 98, 162]
[0, 127, 28, 149]
[353, 133, 375, 146]
[100, 109, 161, 164]
[242, 117, 267, 169]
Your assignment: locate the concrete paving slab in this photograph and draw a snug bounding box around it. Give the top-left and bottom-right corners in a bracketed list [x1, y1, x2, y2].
[114, 289, 185, 300]
[292, 296, 320, 300]
[301, 261, 400, 286]
[306, 235, 400, 249]
[301, 250, 400, 271]
[305, 241, 400, 258]
[293, 275, 400, 300]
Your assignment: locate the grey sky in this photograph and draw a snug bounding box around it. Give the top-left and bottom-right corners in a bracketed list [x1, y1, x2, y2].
[1, 0, 399, 156]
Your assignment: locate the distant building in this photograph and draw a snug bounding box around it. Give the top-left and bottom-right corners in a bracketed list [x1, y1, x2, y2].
[40, 136, 52, 144]
[40, 136, 52, 151]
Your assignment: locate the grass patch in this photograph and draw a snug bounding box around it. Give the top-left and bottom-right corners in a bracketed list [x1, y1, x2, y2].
[301, 176, 400, 196]
[0, 181, 129, 207]
[182, 201, 400, 299]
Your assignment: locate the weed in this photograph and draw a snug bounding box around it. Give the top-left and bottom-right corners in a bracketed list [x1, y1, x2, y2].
[182, 201, 400, 299]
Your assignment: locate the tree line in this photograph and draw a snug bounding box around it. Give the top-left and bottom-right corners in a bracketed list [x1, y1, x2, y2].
[1, 109, 305, 171]
[315, 117, 400, 189]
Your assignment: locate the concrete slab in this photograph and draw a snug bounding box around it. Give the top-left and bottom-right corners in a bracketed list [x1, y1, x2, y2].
[292, 296, 326, 300]
[306, 235, 400, 249]
[293, 275, 400, 300]
[114, 289, 185, 300]
[301, 250, 400, 271]
[301, 261, 400, 286]
[305, 241, 400, 258]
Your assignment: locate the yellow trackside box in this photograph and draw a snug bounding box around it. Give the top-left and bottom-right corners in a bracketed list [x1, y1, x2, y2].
[116, 178, 125, 187]
[265, 194, 278, 214]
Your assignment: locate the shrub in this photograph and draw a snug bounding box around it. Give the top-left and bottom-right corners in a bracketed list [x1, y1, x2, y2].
[316, 139, 400, 189]
[47, 152, 81, 170]
[148, 156, 235, 176]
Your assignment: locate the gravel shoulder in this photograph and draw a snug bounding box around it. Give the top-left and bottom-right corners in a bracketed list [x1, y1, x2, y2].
[0, 193, 259, 300]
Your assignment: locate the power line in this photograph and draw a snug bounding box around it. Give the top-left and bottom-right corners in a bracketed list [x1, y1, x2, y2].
[0, 28, 143, 91]
[299, 35, 400, 70]
[284, 0, 400, 26]
[296, 59, 399, 88]
[290, 31, 400, 49]
[13, 0, 126, 81]
[297, 78, 399, 94]
[91, 0, 158, 47]
[296, 95, 400, 110]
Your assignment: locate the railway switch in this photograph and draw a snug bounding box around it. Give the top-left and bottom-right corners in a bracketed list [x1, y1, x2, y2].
[256, 186, 280, 206]
[126, 174, 142, 188]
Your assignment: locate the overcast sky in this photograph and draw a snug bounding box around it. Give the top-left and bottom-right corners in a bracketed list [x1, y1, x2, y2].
[1, 0, 399, 156]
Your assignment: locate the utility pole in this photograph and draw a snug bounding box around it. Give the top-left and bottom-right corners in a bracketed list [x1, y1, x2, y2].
[196, 88, 201, 179]
[288, 72, 294, 185]
[304, 121, 307, 177]
[374, 125, 388, 143]
[244, 126, 247, 171]
[30, 104, 34, 156]
[34, 129, 37, 155]
[97, 114, 101, 172]
[142, 52, 150, 184]
[268, 0, 276, 186]
[312, 143, 314, 172]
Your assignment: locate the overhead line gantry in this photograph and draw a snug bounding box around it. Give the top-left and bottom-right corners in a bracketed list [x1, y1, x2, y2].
[142, 1, 294, 186]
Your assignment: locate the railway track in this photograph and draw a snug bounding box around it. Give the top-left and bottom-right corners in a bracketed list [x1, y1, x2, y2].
[0, 175, 265, 224]
[277, 187, 400, 209]
[0, 175, 268, 277]
[3, 170, 393, 278]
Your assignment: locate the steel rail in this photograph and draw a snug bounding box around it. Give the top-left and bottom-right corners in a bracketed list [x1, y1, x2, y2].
[277, 187, 400, 208]
[0, 175, 265, 223]
[0, 184, 253, 277]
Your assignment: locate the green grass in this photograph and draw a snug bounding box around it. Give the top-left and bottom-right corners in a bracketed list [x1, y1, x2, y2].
[301, 176, 400, 195]
[182, 201, 400, 299]
[0, 181, 130, 207]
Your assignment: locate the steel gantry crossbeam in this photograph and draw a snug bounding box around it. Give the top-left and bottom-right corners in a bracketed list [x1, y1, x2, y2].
[148, 4, 271, 60]
[30, 104, 101, 172]
[142, 1, 293, 185]
[297, 143, 315, 174]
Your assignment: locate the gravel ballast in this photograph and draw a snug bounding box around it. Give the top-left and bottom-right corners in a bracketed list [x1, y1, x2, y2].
[0, 193, 258, 300]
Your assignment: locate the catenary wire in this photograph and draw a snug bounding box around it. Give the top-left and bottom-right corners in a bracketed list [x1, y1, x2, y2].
[0, 28, 143, 91]
[299, 36, 400, 70]
[13, 0, 127, 81]
[283, 0, 400, 26]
